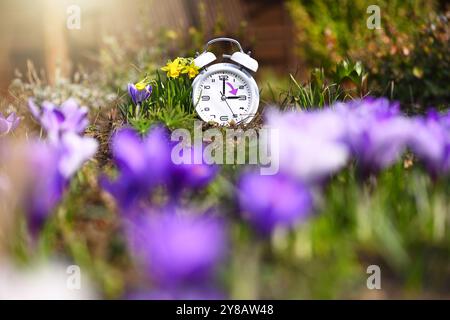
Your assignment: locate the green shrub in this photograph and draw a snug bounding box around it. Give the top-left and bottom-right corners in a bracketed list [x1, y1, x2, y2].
[287, 0, 437, 69]
[279, 60, 368, 110]
[358, 12, 450, 112]
[286, 0, 446, 112]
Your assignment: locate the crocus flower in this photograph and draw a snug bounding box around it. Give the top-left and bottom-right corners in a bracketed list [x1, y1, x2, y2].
[127, 83, 152, 105]
[23, 142, 66, 235]
[102, 126, 219, 212]
[265, 108, 349, 183]
[167, 144, 219, 199]
[238, 172, 314, 234]
[58, 132, 99, 179]
[28, 98, 88, 142]
[408, 110, 450, 176]
[28, 97, 98, 177]
[337, 97, 413, 173]
[22, 136, 97, 235]
[125, 210, 227, 286]
[101, 126, 171, 211]
[0, 112, 20, 136]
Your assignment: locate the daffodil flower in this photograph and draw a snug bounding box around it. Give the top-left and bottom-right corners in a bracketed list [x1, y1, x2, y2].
[182, 62, 200, 79]
[161, 58, 184, 78]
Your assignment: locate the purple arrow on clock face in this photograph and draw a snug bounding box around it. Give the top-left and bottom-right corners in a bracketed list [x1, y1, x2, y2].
[226, 82, 238, 95]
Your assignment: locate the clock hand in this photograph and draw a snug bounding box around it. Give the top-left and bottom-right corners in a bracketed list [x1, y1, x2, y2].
[225, 95, 245, 99]
[236, 113, 257, 125]
[222, 78, 226, 97]
[221, 94, 237, 118]
[219, 89, 237, 117]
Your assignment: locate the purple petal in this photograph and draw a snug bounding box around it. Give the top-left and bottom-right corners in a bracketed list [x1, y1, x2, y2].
[6, 112, 20, 131]
[0, 118, 8, 135]
[28, 98, 41, 119]
[127, 83, 138, 105]
[61, 99, 88, 133]
[58, 132, 98, 178]
[25, 142, 66, 236]
[112, 127, 147, 176]
[238, 172, 314, 234]
[125, 211, 227, 286]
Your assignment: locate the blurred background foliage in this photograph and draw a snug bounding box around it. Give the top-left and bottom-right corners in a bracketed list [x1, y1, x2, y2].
[2, 0, 448, 117]
[287, 0, 449, 112]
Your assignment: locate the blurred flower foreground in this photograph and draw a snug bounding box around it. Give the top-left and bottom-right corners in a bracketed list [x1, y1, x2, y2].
[1, 89, 449, 299]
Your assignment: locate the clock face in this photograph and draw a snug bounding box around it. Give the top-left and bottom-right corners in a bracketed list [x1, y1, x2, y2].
[193, 64, 259, 125]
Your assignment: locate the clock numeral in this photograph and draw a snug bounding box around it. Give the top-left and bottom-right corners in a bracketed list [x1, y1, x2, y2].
[220, 116, 229, 121]
[204, 85, 210, 89]
[239, 85, 245, 89]
[204, 107, 210, 111]
[211, 79, 215, 82]
[201, 96, 210, 101]
[219, 75, 229, 80]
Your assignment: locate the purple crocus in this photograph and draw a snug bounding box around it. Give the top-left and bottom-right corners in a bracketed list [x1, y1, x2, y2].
[265, 108, 349, 183]
[24, 97, 97, 234]
[125, 210, 227, 286]
[28, 98, 89, 142]
[127, 83, 152, 106]
[28, 98, 98, 178]
[0, 98, 97, 238]
[58, 132, 99, 179]
[101, 126, 171, 212]
[238, 172, 314, 234]
[102, 127, 219, 212]
[0, 112, 20, 136]
[336, 97, 413, 173]
[23, 142, 66, 235]
[21, 137, 97, 235]
[408, 110, 450, 176]
[167, 145, 219, 199]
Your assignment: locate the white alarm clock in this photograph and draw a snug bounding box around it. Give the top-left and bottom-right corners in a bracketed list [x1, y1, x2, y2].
[192, 38, 259, 125]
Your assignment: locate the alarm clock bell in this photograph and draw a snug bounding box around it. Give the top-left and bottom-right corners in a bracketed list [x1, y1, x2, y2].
[194, 37, 258, 72]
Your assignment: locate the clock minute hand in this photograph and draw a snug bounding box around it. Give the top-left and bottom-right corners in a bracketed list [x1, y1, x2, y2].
[225, 99, 237, 118]
[220, 94, 237, 117]
[225, 95, 245, 99]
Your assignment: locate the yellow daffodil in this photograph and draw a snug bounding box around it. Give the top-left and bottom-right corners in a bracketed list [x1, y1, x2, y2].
[182, 62, 200, 79]
[161, 58, 184, 78]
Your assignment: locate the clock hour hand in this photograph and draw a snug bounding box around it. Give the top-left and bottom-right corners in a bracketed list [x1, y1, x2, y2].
[222, 78, 226, 96]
